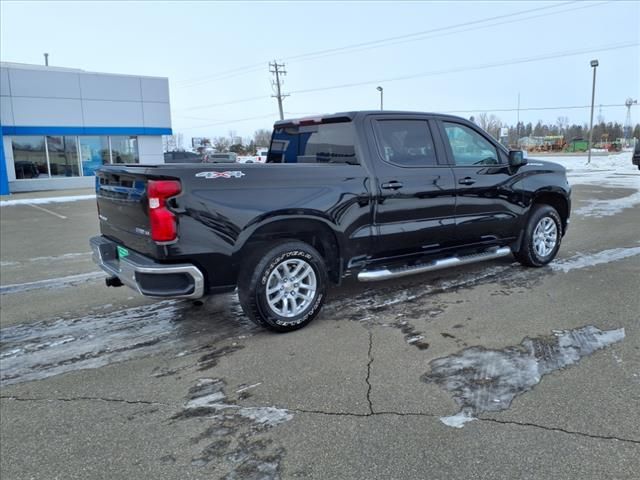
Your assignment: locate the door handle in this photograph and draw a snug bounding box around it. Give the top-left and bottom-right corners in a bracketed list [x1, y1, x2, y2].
[458, 177, 476, 185]
[381, 181, 403, 190]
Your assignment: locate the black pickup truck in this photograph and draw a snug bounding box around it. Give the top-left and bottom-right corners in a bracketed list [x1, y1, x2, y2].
[91, 111, 571, 332]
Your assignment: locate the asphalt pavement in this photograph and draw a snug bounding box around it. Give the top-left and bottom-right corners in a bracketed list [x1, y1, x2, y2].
[0, 184, 639, 479]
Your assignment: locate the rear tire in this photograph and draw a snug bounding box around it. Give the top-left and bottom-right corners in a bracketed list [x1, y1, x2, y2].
[514, 204, 563, 267]
[238, 241, 328, 332]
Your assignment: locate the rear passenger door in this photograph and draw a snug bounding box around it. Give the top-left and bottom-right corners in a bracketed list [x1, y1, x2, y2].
[366, 115, 457, 259]
[436, 120, 522, 246]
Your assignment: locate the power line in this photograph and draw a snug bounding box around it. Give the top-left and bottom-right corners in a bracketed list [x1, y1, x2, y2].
[444, 103, 627, 114]
[179, 95, 270, 112]
[282, 1, 580, 63]
[289, 42, 639, 95]
[175, 42, 637, 113]
[173, 1, 592, 88]
[179, 113, 278, 131]
[283, 2, 610, 65]
[176, 104, 628, 132]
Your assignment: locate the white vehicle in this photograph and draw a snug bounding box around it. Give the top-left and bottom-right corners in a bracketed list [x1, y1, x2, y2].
[237, 148, 269, 164]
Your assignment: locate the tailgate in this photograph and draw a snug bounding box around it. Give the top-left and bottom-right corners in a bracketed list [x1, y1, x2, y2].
[95, 166, 158, 256]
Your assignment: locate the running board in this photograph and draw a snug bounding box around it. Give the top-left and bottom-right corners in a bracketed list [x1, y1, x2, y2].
[357, 247, 512, 282]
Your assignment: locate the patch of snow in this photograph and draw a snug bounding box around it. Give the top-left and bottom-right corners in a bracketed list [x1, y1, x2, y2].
[236, 382, 262, 393]
[186, 392, 227, 408]
[0, 261, 20, 267]
[0, 195, 96, 207]
[551, 247, 640, 273]
[536, 152, 638, 190]
[237, 406, 293, 427]
[30, 252, 91, 262]
[424, 326, 625, 428]
[574, 191, 640, 217]
[0, 271, 105, 294]
[440, 411, 476, 428]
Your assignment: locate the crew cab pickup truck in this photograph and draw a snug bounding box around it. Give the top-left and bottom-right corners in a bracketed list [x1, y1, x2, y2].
[91, 111, 571, 332]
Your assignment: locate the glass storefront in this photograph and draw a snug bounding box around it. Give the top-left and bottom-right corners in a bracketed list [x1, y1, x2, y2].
[47, 136, 80, 177]
[110, 136, 139, 163]
[11, 136, 48, 179]
[79, 136, 111, 176]
[11, 135, 140, 180]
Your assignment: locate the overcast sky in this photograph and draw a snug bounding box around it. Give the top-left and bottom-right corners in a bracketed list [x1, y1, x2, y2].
[1, 0, 639, 140]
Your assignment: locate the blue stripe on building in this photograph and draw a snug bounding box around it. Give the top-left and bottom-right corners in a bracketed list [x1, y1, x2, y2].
[0, 126, 172, 136]
[0, 137, 9, 195]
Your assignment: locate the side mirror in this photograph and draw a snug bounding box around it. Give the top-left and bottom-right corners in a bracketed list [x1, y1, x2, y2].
[509, 150, 527, 167]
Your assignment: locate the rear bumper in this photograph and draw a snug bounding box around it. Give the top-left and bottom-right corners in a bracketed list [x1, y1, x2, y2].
[90, 236, 205, 299]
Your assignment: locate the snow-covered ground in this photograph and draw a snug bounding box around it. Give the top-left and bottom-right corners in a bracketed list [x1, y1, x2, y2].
[531, 152, 640, 217]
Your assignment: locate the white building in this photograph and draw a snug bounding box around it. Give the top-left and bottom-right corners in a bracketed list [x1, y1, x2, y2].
[0, 62, 172, 194]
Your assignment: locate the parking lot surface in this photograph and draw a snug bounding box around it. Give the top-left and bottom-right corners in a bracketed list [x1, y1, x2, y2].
[1, 155, 639, 479]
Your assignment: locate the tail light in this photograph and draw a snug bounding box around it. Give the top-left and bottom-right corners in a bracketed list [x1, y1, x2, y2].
[148, 180, 181, 242]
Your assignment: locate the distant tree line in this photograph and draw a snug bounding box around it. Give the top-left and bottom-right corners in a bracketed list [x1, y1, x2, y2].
[473, 113, 640, 146]
[210, 129, 272, 154]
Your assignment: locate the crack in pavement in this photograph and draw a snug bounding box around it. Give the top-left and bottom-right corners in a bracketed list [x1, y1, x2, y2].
[477, 418, 640, 445]
[365, 329, 374, 414]
[291, 407, 639, 444]
[0, 395, 167, 406]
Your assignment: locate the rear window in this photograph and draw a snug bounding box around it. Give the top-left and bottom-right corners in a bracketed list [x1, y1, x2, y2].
[268, 122, 359, 164]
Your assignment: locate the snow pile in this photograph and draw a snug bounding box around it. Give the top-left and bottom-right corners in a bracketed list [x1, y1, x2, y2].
[533, 152, 639, 216]
[533, 152, 639, 190]
[0, 194, 96, 206]
[551, 246, 640, 273]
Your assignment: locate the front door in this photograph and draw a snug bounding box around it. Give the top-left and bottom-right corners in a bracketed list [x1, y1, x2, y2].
[366, 115, 457, 260]
[437, 120, 523, 246]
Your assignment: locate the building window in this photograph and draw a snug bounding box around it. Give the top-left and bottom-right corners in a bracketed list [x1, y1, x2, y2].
[47, 136, 80, 177]
[12, 136, 48, 179]
[110, 136, 139, 163]
[79, 136, 110, 176]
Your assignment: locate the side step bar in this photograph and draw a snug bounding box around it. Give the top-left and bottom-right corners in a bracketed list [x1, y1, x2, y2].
[357, 247, 512, 282]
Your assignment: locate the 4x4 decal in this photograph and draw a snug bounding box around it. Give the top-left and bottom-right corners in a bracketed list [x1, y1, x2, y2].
[195, 171, 246, 179]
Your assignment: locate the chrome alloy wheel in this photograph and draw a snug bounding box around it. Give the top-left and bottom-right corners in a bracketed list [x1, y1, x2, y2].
[265, 259, 317, 318]
[533, 217, 558, 258]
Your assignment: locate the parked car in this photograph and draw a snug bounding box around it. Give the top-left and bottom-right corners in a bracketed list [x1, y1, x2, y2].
[91, 111, 571, 332]
[633, 140, 640, 170]
[164, 151, 203, 163]
[203, 152, 238, 163]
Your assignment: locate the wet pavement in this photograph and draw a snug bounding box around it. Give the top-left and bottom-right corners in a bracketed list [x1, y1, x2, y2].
[1, 183, 639, 479]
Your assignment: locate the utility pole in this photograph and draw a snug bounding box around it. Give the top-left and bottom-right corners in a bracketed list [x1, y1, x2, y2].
[587, 59, 599, 165]
[269, 61, 289, 120]
[516, 92, 520, 140]
[376, 86, 384, 110]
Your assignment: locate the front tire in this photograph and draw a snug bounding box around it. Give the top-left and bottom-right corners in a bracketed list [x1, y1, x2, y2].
[514, 204, 563, 267]
[238, 241, 328, 332]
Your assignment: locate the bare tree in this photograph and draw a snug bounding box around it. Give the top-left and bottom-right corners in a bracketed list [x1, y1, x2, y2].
[556, 116, 569, 134]
[213, 137, 230, 153]
[253, 129, 272, 147]
[477, 113, 502, 137]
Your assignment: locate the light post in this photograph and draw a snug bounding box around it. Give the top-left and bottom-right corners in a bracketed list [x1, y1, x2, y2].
[587, 59, 599, 164]
[376, 86, 383, 110]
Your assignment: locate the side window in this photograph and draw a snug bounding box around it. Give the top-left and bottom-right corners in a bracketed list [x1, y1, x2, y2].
[443, 122, 499, 166]
[374, 120, 437, 167]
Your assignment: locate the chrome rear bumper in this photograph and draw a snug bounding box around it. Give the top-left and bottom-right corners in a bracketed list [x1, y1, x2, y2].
[90, 236, 205, 299]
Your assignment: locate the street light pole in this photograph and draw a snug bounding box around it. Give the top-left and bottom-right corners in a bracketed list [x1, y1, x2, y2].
[376, 86, 383, 110]
[587, 59, 599, 164]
